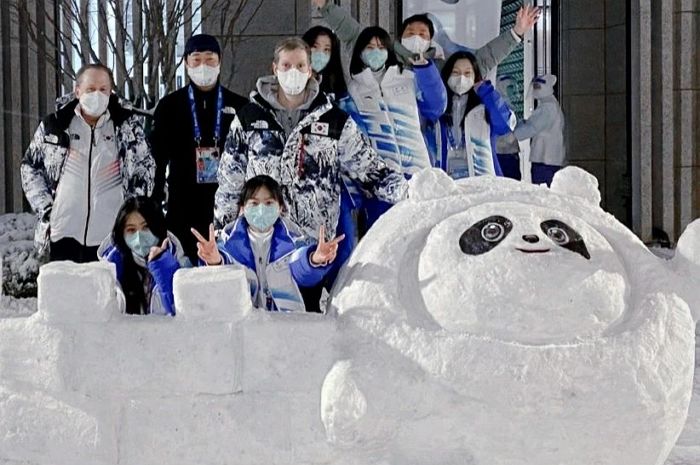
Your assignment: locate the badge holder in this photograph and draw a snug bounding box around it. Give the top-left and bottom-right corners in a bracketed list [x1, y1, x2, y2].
[195, 137, 220, 184]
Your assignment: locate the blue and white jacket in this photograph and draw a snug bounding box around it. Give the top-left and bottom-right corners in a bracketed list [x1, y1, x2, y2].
[217, 217, 331, 313]
[430, 81, 512, 179]
[97, 232, 188, 316]
[341, 63, 447, 180]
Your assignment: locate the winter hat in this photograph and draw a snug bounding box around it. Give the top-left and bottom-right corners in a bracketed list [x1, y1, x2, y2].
[184, 34, 221, 58]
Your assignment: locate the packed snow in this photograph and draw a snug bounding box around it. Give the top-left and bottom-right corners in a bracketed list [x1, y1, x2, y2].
[325, 168, 700, 464]
[0, 168, 698, 465]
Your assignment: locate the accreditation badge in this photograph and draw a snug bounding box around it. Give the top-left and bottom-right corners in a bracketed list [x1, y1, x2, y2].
[195, 146, 220, 184]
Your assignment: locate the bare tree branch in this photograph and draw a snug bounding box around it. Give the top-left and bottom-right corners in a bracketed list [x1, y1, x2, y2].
[14, 0, 263, 108]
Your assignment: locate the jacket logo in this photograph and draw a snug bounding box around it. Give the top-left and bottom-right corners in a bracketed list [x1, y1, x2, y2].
[252, 120, 268, 129]
[311, 122, 329, 136]
[222, 106, 236, 115]
[44, 134, 59, 144]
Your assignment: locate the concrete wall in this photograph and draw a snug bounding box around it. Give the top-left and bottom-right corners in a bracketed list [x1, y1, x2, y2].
[559, 0, 630, 225]
[561, 0, 699, 241]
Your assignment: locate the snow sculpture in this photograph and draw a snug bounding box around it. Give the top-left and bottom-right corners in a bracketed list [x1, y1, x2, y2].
[323, 167, 700, 465]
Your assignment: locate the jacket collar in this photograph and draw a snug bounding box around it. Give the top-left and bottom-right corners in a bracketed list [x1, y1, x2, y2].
[227, 217, 297, 270]
[54, 94, 131, 132]
[251, 77, 330, 116]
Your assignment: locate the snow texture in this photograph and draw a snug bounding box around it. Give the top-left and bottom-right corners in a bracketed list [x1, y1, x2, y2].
[326, 168, 700, 465]
[0, 213, 40, 298]
[0, 167, 698, 465]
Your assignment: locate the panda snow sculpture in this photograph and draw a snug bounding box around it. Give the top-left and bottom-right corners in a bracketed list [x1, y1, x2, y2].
[322, 167, 700, 465]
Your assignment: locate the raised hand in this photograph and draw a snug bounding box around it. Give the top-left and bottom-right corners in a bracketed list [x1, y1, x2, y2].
[514, 4, 541, 37]
[311, 225, 345, 266]
[147, 238, 170, 262]
[191, 224, 223, 266]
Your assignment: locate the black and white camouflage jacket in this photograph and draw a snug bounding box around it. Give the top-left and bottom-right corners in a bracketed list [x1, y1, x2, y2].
[214, 78, 408, 241]
[20, 95, 155, 252]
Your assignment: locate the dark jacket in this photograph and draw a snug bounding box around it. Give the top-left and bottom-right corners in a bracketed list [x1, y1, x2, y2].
[150, 83, 248, 261]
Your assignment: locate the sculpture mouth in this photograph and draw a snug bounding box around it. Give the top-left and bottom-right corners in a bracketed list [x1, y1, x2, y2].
[515, 248, 551, 254]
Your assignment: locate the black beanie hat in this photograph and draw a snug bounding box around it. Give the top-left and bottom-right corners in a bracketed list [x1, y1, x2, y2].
[184, 34, 221, 58]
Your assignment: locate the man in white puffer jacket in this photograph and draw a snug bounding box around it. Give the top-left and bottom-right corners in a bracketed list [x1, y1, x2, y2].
[21, 64, 154, 262]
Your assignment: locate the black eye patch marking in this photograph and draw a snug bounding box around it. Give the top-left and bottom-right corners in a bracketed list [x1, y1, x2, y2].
[459, 216, 513, 256]
[540, 219, 591, 260]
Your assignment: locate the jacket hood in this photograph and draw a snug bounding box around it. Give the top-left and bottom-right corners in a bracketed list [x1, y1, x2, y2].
[253, 75, 322, 111]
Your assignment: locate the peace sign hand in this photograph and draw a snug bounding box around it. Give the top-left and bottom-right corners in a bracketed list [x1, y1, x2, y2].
[148, 238, 170, 262]
[191, 224, 223, 266]
[311, 225, 345, 266]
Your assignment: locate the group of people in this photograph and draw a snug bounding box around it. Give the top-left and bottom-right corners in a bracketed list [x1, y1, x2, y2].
[20, 2, 565, 315]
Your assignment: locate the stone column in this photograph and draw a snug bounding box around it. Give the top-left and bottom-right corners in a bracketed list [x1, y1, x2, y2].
[629, 0, 654, 241]
[675, 1, 700, 234]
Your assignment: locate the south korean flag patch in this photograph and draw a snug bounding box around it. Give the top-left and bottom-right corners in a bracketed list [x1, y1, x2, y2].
[311, 122, 329, 136]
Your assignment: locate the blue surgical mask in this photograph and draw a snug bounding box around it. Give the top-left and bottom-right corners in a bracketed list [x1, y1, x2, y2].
[311, 51, 331, 72]
[361, 49, 388, 71]
[244, 204, 280, 231]
[124, 229, 159, 258]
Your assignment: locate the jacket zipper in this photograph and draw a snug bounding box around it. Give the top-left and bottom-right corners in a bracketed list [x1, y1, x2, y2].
[82, 127, 95, 247]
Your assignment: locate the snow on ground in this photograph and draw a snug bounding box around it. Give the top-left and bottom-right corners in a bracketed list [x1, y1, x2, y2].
[0, 213, 39, 299]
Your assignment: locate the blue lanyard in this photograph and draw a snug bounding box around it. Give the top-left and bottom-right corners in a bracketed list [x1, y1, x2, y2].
[188, 84, 223, 146]
[446, 120, 465, 149]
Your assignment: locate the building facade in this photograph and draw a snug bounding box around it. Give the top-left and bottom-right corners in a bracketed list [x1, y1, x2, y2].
[0, 0, 697, 243]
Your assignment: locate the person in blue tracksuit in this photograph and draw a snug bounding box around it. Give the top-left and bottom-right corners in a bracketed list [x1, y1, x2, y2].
[340, 26, 446, 231]
[195, 175, 344, 313]
[431, 51, 513, 179]
[98, 196, 189, 316]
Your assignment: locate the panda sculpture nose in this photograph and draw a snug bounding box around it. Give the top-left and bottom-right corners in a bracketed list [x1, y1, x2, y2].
[522, 235, 540, 243]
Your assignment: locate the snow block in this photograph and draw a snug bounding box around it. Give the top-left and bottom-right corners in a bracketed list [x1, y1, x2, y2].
[241, 312, 337, 394]
[37, 261, 118, 323]
[61, 318, 242, 397]
[0, 317, 65, 393]
[118, 395, 299, 465]
[174, 265, 252, 322]
[0, 387, 110, 465]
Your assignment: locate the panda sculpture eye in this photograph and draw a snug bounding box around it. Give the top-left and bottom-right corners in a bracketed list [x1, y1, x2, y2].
[546, 226, 569, 245]
[482, 223, 505, 242]
[460, 216, 512, 255]
[540, 219, 591, 260]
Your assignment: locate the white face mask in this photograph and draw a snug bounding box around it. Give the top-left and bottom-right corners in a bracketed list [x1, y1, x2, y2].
[276, 68, 310, 96]
[401, 35, 431, 55]
[187, 64, 220, 87]
[79, 91, 110, 117]
[447, 75, 474, 95]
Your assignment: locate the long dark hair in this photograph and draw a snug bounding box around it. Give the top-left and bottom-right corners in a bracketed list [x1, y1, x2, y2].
[302, 26, 347, 97]
[111, 196, 168, 315]
[349, 26, 400, 76]
[441, 51, 483, 124]
[237, 175, 287, 214]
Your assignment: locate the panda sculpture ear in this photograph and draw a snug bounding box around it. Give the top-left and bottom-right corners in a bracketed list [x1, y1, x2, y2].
[674, 219, 700, 322]
[408, 168, 460, 201]
[550, 166, 602, 206]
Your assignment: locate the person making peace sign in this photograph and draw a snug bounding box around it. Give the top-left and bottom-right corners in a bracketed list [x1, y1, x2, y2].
[193, 175, 344, 313]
